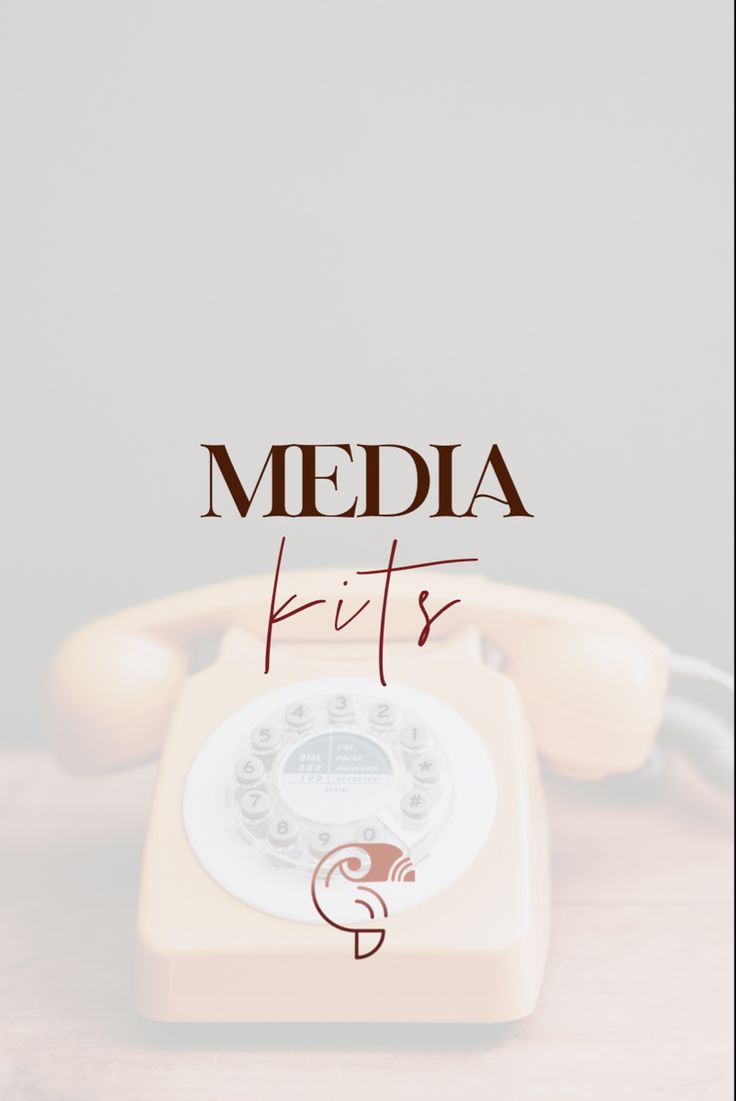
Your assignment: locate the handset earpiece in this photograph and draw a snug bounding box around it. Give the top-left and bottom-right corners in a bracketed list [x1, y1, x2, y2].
[47, 624, 189, 773]
[46, 574, 275, 774]
[504, 620, 670, 779]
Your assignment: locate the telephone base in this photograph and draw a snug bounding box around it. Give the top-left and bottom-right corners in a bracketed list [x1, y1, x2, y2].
[135, 936, 547, 1024]
[135, 649, 550, 1024]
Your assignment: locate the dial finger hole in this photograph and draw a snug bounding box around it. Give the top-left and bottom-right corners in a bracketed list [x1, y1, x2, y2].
[369, 701, 396, 728]
[399, 723, 430, 752]
[234, 754, 265, 787]
[285, 702, 313, 730]
[410, 753, 441, 784]
[353, 819, 383, 845]
[401, 790, 432, 820]
[308, 828, 338, 859]
[250, 725, 281, 755]
[268, 816, 299, 848]
[327, 693, 355, 719]
[240, 788, 271, 821]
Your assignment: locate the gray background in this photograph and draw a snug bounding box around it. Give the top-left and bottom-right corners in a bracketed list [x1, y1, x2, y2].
[1, 1, 733, 745]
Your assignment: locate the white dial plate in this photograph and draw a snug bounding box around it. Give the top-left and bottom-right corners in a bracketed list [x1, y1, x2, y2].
[182, 676, 496, 924]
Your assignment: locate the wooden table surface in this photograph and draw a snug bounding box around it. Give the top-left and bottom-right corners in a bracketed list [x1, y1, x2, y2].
[0, 748, 732, 1101]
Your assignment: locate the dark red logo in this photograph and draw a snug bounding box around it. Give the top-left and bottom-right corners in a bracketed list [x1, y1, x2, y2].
[310, 842, 415, 959]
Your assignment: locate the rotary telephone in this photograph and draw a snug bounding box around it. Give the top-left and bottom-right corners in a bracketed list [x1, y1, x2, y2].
[46, 571, 733, 1023]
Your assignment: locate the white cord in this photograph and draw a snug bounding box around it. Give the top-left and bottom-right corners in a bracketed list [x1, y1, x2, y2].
[668, 652, 734, 694]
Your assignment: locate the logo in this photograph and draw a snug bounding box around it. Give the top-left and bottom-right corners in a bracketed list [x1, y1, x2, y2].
[310, 842, 415, 959]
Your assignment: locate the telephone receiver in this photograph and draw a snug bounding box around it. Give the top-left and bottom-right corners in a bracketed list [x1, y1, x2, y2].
[47, 570, 671, 780]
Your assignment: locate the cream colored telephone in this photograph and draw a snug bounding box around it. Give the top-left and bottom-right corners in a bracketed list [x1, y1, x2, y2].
[46, 571, 730, 1023]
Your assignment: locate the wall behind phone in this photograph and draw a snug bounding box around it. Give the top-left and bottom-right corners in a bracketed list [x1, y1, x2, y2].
[1, 1, 733, 746]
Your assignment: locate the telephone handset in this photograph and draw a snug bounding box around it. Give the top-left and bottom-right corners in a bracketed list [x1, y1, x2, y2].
[47, 569, 669, 778]
[48, 571, 723, 1024]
